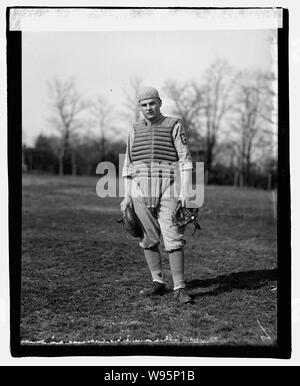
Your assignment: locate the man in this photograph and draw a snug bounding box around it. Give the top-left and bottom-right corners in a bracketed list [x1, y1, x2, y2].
[121, 86, 193, 303]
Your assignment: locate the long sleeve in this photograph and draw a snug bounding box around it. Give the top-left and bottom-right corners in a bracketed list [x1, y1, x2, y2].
[172, 121, 193, 172]
[122, 127, 135, 178]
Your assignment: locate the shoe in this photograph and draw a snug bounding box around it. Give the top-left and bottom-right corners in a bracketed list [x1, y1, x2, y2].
[174, 288, 192, 303]
[140, 281, 166, 297]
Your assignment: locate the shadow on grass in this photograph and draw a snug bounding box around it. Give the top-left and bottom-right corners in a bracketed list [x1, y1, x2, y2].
[187, 269, 277, 298]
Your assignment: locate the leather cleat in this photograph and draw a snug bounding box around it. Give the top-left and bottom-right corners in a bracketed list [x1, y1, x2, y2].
[140, 281, 166, 297]
[174, 288, 192, 303]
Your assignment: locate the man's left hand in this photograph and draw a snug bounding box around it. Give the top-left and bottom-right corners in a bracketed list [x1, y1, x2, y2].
[179, 192, 191, 208]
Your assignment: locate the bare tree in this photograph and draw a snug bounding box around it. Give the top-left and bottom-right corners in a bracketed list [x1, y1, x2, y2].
[232, 70, 275, 185]
[163, 80, 203, 144]
[164, 59, 235, 171]
[123, 76, 143, 123]
[47, 77, 89, 175]
[214, 139, 238, 170]
[89, 95, 115, 161]
[201, 58, 236, 172]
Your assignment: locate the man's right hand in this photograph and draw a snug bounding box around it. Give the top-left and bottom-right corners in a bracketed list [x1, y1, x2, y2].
[120, 196, 133, 214]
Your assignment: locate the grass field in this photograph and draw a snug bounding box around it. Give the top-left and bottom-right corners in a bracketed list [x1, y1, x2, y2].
[21, 174, 277, 346]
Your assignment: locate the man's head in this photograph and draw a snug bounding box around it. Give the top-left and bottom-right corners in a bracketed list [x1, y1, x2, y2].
[137, 86, 162, 122]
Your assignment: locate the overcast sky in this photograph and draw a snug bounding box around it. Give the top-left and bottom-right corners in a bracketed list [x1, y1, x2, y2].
[22, 29, 276, 146]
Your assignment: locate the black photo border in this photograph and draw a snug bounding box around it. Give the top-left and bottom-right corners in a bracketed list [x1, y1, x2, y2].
[7, 6, 291, 359]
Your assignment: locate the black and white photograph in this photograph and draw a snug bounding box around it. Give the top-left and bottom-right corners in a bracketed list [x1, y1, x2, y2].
[5, 5, 292, 362]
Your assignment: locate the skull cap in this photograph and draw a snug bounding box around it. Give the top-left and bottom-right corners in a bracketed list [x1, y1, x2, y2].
[137, 86, 161, 102]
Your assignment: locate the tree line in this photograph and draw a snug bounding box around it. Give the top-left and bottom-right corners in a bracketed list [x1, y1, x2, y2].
[22, 58, 277, 189]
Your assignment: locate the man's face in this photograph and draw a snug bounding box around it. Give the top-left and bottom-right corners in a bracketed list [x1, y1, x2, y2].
[139, 98, 162, 121]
